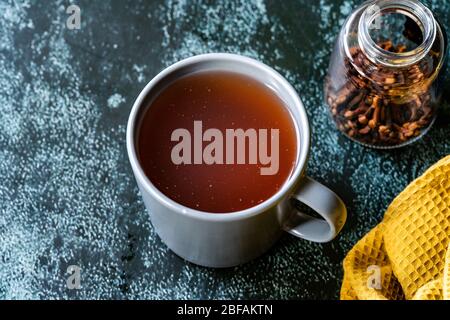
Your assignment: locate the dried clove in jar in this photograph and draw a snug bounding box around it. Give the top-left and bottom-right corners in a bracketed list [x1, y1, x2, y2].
[326, 42, 435, 146]
[324, 0, 447, 149]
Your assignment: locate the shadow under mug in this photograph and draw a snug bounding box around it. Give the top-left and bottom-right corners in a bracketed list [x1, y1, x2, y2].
[127, 53, 347, 268]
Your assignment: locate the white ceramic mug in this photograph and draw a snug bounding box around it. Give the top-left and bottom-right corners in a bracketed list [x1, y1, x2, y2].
[127, 53, 347, 268]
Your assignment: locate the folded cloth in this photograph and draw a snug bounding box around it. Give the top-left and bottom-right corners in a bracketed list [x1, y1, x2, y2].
[341, 155, 450, 300]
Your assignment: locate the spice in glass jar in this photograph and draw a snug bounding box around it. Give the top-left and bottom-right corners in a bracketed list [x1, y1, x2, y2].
[325, 0, 447, 148]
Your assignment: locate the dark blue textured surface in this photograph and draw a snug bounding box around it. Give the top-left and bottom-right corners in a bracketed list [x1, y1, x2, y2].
[0, 0, 449, 299]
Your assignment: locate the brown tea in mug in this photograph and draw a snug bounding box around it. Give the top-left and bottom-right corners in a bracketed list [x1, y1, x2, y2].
[137, 71, 297, 213]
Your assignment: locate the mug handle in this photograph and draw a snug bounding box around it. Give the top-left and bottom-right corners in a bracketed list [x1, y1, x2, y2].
[283, 176, 347, 243]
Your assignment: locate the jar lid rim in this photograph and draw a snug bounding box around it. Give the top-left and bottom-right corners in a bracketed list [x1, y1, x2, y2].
[358, 0, 437, 67]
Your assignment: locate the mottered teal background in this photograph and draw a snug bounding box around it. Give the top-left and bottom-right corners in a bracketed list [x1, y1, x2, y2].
[0, 0, 449, 299]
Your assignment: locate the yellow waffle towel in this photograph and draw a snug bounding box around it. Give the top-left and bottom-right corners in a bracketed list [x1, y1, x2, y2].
[341, 155, 450, 300]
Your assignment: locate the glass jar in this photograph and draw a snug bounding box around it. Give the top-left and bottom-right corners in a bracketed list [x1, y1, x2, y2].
[325, 0, 447, 149]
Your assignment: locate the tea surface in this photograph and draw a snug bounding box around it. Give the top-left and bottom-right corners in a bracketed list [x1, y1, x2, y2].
[138, 71, 297, 213]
